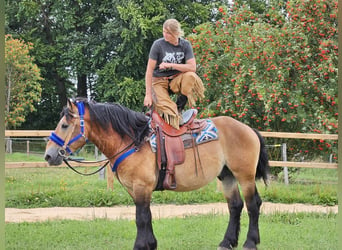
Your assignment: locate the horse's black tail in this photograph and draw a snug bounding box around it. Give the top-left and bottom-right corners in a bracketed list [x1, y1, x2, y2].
[253, 129, 270, 185]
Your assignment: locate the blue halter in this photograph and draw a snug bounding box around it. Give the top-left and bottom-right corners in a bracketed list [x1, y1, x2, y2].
[49, 101, 88, 155]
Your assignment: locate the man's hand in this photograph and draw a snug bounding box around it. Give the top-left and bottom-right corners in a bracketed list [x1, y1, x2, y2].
[144, 94, 152, 108]
[159, 62, 172, 70]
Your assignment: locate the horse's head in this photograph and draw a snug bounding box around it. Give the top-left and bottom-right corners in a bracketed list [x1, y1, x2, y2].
[44, 99, 88, 165]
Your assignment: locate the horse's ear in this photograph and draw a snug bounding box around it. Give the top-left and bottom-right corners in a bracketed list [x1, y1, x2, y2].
[67, 99, 75, 112]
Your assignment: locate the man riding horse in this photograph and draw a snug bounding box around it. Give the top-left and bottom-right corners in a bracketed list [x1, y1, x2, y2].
[144, 19, 205, 129]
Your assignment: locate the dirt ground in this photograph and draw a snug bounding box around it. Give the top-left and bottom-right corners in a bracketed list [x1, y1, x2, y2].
[5, 202, 338, 223]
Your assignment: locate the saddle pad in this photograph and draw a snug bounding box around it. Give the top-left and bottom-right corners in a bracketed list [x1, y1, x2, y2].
[148, 119, 218, 152]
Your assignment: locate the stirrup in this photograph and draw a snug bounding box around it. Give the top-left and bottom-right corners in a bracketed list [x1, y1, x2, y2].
[181, 109, 197, 125]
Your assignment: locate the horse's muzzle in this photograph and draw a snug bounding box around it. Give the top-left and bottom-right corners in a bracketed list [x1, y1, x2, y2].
[44, 147, 64, 166]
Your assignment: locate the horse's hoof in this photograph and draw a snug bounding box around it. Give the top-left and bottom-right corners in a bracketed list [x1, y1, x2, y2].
[243, 239, 257, 250]
[217, 246, 233, 250]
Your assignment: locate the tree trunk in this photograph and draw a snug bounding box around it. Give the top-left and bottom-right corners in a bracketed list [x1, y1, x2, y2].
[6, 67, 11, 116]
[40, 2, 68, 109]
[77, 74, 87, 97]
[55, 73, 67, 108]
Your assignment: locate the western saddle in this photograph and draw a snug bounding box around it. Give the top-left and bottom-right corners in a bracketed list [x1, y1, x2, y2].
[150, 109, 207, 190]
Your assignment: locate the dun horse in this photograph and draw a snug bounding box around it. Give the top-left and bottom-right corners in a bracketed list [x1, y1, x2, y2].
[44, 97, 269, 250]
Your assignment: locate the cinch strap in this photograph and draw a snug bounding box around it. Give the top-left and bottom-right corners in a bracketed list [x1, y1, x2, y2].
[112, 148, 137, 172]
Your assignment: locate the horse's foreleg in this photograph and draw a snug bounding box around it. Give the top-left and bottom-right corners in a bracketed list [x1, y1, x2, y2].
[241, 184, 262, 250]
[134, 201, 157, 250]
[218, 167, 244, 250]
[106, 165, 114, 190]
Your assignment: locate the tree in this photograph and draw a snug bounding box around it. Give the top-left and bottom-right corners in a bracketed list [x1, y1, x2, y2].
[190, 0, 337, 160]
[5, 34, 42, 129]
[50, 0, 120, 98]
[5, 0, 75, 129]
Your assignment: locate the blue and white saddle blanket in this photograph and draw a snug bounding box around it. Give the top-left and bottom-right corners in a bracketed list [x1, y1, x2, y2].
[148, 119, 219, 152]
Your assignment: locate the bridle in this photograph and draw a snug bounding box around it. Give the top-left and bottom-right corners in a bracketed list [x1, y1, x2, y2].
[49, 101, 88, 156]
[49, 101, 136, 176]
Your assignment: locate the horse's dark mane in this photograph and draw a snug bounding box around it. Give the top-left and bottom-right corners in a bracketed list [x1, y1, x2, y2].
[71, 97, 150, 147]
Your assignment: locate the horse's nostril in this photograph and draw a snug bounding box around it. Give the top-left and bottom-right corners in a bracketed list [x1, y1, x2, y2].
[44, 154, 51, 162]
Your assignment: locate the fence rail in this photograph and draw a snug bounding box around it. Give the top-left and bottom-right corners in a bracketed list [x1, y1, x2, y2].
[5, 130, 339, 140]
[260, 131, 338, 140]
[5, 160, 338, 169]
[5, 161, 104, 169]
[5, 130, 51, 137]
[268, 160, 337, 169]
[5, 130, 338, 170]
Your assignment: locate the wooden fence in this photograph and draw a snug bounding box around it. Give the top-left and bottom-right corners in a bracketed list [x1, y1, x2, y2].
[5, 130, 338, 169]
[262, 132, 338, 169]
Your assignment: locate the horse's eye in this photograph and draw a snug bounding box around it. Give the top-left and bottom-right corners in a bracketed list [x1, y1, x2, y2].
[61, 124, 69, 129]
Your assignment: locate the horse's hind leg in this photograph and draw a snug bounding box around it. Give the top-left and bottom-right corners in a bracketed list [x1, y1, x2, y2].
[218, 166, 244, 250]
[240, 181, 262, 250]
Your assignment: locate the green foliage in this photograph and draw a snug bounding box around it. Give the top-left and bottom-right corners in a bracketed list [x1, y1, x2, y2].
[116, 78, 146, 110]
[95, 76, 145, 111]
[5, 0, 75, 129]
[5, 35, 42, 129]
[190, 0, 337, 159]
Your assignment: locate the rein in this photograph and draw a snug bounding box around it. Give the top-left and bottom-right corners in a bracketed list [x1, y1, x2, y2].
[62, 158, 110, 176]
[62, 141, 135, 176]
[63, 142, 137, 176]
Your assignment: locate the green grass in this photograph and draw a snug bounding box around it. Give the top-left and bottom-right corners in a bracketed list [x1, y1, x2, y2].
[5, 166, 226, 208]
[5, 152, 338, 208]
[262, 182, 337, 206]
[291, 167, 338, 183]
[5, 153, 338, 249]
[5, 165, 337, 208]
[5, 212, 337, 249]
[5, 152, 45, 162]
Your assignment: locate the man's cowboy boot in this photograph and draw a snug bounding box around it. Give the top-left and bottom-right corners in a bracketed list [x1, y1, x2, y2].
[176, 94, 188, 113]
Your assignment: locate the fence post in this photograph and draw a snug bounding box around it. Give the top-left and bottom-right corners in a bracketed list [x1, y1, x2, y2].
[27, 140, 30, 156]
[99, 153, 106, 180]
[282, 143, 289, 185]
[6, 139, 12, 154]
[95, 146, 99, 160]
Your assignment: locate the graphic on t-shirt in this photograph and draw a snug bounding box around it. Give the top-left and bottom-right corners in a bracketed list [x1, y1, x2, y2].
[163, 52, 185, 64]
